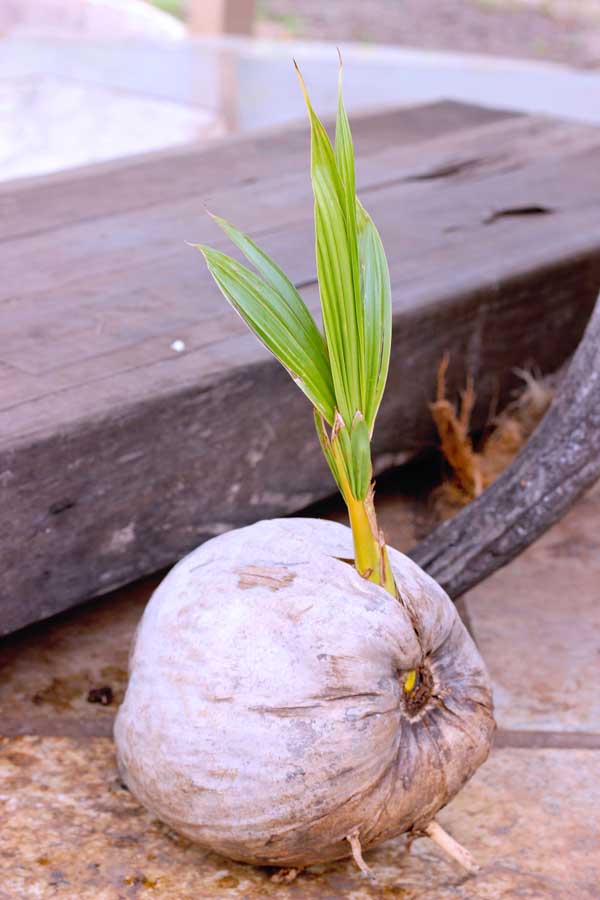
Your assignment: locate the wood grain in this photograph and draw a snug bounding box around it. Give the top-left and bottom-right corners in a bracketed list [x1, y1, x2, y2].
[0, 100, 512, 241]
[2, 101, 599, 634]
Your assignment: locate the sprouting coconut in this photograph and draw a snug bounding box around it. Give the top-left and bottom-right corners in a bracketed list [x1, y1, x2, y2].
[114, 58, 495, 879]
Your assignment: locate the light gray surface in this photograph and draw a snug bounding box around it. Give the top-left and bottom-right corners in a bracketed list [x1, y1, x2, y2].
[2, 34, 600, 181]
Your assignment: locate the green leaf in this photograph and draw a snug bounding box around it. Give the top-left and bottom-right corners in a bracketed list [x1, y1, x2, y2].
[197, 244, 336, 422]
[356, 198, 392, 432]
[314, 409, 347, 499]
[296, 62, 363, 428]
[333, 413, 353, 490]
[349, 412, 372, 500]
[210, 215, 326, 360]
[320, 410, 371, 501]
[195, 63, 391, 514]
[334, 56, 364, 406]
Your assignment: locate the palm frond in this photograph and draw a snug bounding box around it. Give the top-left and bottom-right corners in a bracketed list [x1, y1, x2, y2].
[356, 199, 392, 432]
[295, 60, 363, 429]
[197, 244, 336, 422]
[197, 61, 393, 508]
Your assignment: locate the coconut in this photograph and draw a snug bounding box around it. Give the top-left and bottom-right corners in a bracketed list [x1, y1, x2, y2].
[114, 517, 494, 869]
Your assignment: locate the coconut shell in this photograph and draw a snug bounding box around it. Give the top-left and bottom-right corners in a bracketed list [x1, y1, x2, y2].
[114, 518, 494, 867]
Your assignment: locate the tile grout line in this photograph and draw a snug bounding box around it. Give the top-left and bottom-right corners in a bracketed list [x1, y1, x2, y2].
[2, 719, 600, 748]
[494, 729, 600, 750]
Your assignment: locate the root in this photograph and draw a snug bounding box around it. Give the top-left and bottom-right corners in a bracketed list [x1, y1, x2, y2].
[346, 827, 376, 881]
[270, 867, 301, 884]
[424, 820, 480, 875]
[430, 352, 483, 501]
[431, 355, 556, 519]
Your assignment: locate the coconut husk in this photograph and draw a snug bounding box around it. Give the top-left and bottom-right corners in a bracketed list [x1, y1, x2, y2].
[115, 517, 493, 869]
[432, 358, 556, 519]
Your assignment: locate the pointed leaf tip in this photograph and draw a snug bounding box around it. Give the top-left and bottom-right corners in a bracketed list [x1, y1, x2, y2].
[294, 60, 312, 111]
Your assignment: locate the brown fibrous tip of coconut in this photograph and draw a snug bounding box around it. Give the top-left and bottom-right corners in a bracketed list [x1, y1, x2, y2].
[432, 355, 556, 519]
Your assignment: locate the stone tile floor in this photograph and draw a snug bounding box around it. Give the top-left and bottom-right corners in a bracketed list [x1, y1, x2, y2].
[1, 478, 599, 898]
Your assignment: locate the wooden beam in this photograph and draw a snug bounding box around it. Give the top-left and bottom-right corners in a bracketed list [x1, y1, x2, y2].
[188, 0, 255, 34]
[2, 102, 600, 634]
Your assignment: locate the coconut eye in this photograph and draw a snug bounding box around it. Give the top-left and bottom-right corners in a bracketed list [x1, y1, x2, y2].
[403, 668, 419, 694]
[402, 665, 434, 717]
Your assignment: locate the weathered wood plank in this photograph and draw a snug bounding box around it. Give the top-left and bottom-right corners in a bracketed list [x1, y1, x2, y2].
[2, 115, 600, 442]
[0, 113, 580, 300]
[0, 101, 513, 241]
[1, 102, 599, 634]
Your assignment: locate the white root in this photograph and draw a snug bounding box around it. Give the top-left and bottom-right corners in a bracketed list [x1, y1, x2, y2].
[270, 868, 301, 884]
[404, 833, 416, 855]
[424, 820, 480, 875]
[346, 828, 376, 880]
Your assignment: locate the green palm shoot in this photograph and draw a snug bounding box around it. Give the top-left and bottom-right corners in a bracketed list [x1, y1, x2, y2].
[195, 59, 397, 599]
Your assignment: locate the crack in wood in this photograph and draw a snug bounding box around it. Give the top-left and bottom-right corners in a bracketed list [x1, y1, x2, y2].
[484, 204, 554, 225]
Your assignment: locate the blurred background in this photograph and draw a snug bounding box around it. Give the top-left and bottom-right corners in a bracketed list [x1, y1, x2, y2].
[2, 0, 600, 181]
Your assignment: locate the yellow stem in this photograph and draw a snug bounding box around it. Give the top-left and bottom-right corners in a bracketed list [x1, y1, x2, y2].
[346, 490, 397, 598]
[327, 426, 397, 599]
